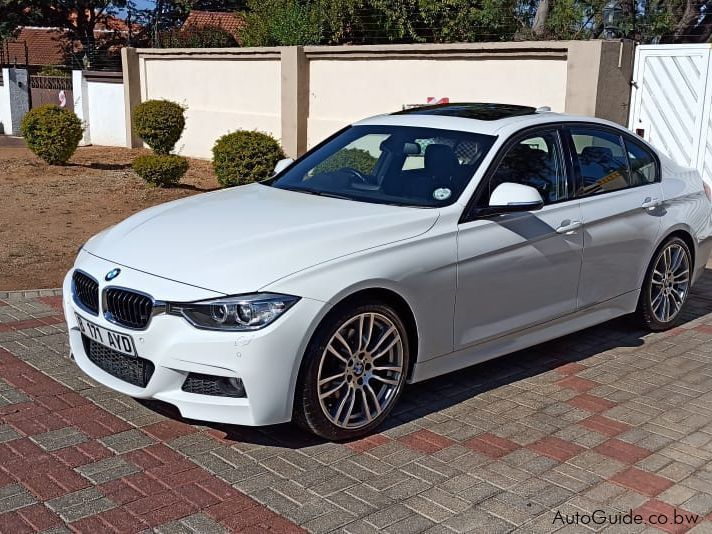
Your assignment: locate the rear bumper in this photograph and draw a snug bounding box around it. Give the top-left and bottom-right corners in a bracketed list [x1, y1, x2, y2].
[62, 254, 328, 426]
[693, 235, 712, 284]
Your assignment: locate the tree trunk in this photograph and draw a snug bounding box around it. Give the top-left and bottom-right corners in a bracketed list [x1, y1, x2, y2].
[662, 0, 706, 43]
[691, 12, 712, 43]
[532, 0, 550, 38]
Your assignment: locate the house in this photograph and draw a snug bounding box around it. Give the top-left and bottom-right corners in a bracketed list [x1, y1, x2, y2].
[181, 10, 246, 44]
[4, 27, 70, 67]
[3, 16, 140, 68]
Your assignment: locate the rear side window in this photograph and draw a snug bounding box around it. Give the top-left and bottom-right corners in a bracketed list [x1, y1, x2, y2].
[625, 137, 658, 184]
[570, 128, 632, 196]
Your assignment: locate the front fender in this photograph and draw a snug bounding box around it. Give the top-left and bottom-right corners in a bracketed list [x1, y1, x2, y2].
[262, 227, 458, 363]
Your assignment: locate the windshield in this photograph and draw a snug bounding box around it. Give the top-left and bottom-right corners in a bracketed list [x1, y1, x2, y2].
[267, 125, 496, 207]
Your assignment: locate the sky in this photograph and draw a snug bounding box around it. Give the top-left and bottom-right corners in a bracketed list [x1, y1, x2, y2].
[132, 0, 156, 10]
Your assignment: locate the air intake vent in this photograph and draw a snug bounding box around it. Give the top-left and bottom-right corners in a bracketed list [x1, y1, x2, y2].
[182, 373, 246, 398]
[105, 288, 153, 329]
[72, 271, 99, 315]
[83, 335, 154, 388]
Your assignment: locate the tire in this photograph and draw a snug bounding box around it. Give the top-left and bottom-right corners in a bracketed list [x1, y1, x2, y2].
[294, 299, 410, 441]
[636, 236, 692, 331]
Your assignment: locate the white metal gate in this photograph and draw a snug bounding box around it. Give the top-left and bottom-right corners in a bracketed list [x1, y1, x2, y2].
[628, 44, 712, 181]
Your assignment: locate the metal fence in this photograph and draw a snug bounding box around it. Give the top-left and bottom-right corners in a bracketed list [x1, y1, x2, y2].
[29, 75, 74, 111]
[69, 49, 123, 72]
[1, 40, 29, 67]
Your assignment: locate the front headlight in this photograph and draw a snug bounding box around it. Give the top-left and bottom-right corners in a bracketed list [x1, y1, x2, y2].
[167, 293, 299, 331]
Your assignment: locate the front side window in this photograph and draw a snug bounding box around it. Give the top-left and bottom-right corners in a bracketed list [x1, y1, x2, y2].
[571, 128, 634, 196]
[268, 125, 496, 207]
[478, 129, 567, 206]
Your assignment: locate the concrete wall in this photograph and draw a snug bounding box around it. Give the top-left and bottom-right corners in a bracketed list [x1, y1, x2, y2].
[0, 69, 12, 135]
[125, 41, 636, 159]
[86, 75, 126, 146]
[136, 49, 282, 157]
[305, 45, 569, 148]
[72, 70, 126, 147]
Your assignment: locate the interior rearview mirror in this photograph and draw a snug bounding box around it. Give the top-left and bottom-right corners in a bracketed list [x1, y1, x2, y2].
[488, 182, 544, 212]
[273, 158, 294, 176]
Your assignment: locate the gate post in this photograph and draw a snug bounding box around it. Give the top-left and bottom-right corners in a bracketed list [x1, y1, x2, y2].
[6, 67, 30, 135]
[72, 70, 91, 145]
[280, 46, 309, 158]
[121, 47, 142, 148]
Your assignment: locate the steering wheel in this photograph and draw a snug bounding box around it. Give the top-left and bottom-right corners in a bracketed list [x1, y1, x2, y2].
[340, 167, 369, 184]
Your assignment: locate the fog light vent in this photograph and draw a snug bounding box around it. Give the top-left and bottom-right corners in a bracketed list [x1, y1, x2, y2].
[181, 373, 246, 398]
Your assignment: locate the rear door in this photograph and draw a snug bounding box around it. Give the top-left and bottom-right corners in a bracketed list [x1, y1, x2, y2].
[566, 125, 664, 308]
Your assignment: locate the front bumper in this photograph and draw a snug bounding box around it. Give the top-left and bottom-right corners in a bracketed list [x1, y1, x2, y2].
[62, 252, 327, 426]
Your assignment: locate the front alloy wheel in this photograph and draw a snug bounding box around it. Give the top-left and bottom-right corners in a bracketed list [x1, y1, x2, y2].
[637, 237, 692, 331]
[295, 301, 409, 440]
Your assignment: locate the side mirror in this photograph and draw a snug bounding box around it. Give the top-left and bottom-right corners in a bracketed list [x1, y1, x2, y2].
[273, 158, 294, 176]
[488, 182, 544, 212]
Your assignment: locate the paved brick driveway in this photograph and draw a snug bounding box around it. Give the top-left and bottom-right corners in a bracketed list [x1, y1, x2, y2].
[2, 272, 712, 533]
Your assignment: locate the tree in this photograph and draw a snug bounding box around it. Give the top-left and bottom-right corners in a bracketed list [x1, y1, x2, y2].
[658, 0, 712, 43]
[240, 0, 322, 46]
[520, 0, 712, 43]
[0, 1, 127, 49]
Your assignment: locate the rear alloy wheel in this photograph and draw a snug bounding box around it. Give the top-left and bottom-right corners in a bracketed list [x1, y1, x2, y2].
[637, 237, 692, 331]
[294, 301, 409, 440]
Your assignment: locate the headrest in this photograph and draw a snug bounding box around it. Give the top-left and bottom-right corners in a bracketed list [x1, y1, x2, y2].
[581, 146, 614, 163]
[424, 144, 459, 172]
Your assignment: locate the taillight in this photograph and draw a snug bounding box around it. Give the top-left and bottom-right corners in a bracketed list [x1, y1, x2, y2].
[704, 182, 712, 202]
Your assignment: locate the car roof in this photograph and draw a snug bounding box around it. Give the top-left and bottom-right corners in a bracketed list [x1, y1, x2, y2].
[353, 103, 627, 137]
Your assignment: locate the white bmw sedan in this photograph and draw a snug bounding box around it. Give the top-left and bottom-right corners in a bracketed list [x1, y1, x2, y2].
[63, 103, 712, 440]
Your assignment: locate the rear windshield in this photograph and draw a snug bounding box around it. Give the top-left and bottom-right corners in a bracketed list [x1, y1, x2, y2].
[267, 125, 496, 207]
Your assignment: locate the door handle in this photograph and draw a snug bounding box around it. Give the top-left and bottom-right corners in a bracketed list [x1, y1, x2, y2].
[556, 220, 583, 234]
[641, 197, 662, 210]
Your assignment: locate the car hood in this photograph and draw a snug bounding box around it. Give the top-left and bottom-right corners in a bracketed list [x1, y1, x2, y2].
[84, 184, 439, 295]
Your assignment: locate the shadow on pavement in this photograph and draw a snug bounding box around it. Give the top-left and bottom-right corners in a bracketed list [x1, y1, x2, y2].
[139, 267, 712, 448]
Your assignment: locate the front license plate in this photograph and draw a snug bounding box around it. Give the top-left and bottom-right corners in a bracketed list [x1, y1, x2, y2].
[75, 313, 137, 357]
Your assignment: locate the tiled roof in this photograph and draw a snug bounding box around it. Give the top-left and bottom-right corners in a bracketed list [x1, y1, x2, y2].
[94, 15, 142, 33]
[5, 27, 70, 66]
[5, 21, 139, 67]
[182, 10, 245, 41]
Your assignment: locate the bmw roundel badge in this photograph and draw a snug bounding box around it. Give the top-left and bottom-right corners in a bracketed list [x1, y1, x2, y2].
[105, 268, 121, 281]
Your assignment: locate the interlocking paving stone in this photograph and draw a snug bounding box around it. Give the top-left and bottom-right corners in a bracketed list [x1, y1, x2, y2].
[4, 282, 712, 532]
[46, 487, 116, 522]
[99, 428, 157, 454]
[32, 426, 88, 451]
[0, 424, 22, 444]
[76, 456, 141, 484]
[0, 483, 37, 513]
[155, 512, 227, 534]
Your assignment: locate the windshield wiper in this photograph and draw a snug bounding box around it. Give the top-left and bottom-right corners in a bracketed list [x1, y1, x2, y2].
[280, 186, 352, 201]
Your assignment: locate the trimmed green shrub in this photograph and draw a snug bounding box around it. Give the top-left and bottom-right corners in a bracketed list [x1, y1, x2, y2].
[37, 66, 71, 77]
[20, 105, 83, 165]
[133, 100, 185, 155]
[212, 130, 285, 187]
[132, 154, 189, 187]
[313, 148, 377, 176]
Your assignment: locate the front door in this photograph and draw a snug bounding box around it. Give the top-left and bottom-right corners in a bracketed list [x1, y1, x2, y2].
[455, 127, 583, 349]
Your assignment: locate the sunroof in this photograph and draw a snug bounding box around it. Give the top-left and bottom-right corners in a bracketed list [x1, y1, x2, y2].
[393, 103, 538, 121]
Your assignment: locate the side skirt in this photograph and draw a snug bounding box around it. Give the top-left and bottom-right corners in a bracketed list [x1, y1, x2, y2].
[410, 290, 640, 383]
